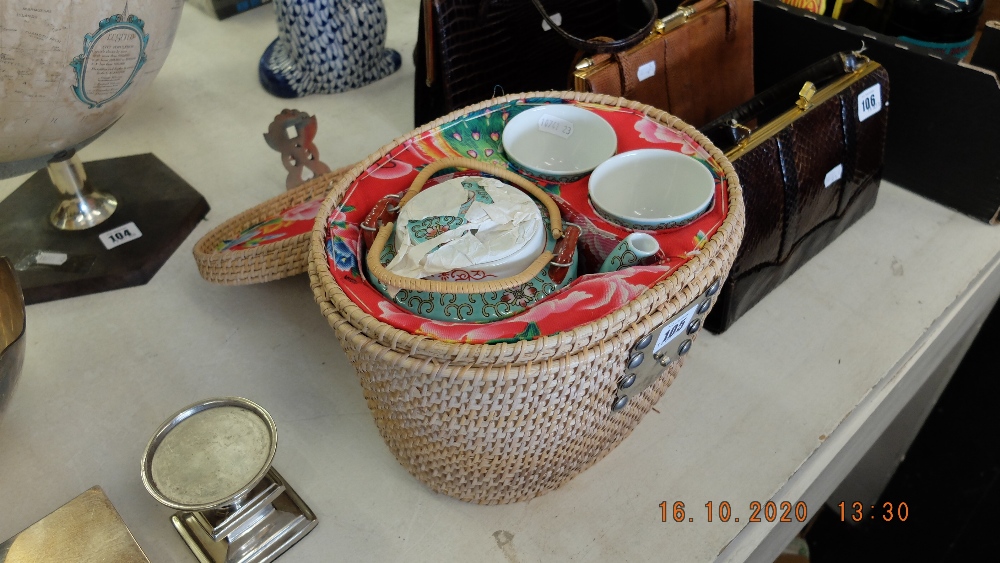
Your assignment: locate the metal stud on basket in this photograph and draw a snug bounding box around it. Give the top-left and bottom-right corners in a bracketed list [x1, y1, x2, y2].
[612, 283, 717, 410]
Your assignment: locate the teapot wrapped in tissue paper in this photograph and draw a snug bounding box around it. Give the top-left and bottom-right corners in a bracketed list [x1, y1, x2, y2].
[385, 176, 546, 284]
[361, 157, 580, 323]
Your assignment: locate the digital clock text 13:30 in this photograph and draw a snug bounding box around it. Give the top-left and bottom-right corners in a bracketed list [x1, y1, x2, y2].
[838, 501, 909, 522]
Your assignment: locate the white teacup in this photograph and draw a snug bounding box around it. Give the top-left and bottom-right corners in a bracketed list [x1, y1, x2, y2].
[502, 105, 617, 182]
[588, 149, 716, 230]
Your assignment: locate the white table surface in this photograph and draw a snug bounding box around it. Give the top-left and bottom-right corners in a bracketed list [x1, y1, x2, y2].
[3, 3, 1000, 562]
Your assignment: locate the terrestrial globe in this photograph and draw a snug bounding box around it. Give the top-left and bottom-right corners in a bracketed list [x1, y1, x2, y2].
[1, 0, 184, 229]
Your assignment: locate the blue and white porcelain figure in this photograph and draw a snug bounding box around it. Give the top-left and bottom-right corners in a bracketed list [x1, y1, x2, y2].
[259, 0, 402, 98]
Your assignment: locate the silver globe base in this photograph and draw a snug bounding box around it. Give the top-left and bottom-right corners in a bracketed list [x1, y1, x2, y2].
[47, 150, 118, 231]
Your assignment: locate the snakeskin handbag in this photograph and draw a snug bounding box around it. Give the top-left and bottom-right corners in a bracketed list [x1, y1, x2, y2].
[700, 51, 890, 333]
[413, 0, 657, 126]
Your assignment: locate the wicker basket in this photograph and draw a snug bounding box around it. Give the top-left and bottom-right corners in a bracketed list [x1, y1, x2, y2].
[309, 92, 744, 504]
[193, 165, 352, 285]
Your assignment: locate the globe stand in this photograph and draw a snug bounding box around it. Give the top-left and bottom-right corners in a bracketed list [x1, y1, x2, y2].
[47, 150, 119, 231]
[0, 153, 209, 305]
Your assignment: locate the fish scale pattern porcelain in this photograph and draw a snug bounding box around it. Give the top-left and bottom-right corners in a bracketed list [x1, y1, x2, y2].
[259, 0, 402, 98]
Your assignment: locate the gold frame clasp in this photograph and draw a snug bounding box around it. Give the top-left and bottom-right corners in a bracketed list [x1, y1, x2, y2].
[796, 82, 817, 111]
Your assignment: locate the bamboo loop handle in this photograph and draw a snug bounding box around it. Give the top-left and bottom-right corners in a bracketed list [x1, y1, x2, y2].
[367, 223, 557, 294]
[366, 157, 567, 294]
[398, 157, 563, 239]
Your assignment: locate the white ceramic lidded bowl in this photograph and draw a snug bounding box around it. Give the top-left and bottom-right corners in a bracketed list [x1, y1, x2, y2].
[588, 149, 716, 230]
[502, 105, 617, 182]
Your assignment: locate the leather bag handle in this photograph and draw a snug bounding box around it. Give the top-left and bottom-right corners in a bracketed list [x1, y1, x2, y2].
[531, 0, 659, 54]
[365, 157, 576, 295]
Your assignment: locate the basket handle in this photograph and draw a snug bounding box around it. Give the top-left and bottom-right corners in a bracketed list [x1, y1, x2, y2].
[398, 157, 563, 236]
[366, 157, 570, 294]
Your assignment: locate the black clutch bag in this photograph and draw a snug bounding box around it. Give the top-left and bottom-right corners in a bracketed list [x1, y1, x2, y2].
[700, 51, 890, 333]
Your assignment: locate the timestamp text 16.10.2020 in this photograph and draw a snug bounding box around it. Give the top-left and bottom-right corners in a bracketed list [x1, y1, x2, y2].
[660, 501, 809, 524]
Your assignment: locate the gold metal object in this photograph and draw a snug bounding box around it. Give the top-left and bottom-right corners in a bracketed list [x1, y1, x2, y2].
[141, 398, 317, 563]
[0, 258, 24, 360]
[725, 60, 882, 161]
[796, 81, 818, 110]
[0, 487, 149, 562]
[0, 258, 25, 422]
[47, 150, 118, 231]
[830, 0, 845, 19]
[657, 5, 697, 31]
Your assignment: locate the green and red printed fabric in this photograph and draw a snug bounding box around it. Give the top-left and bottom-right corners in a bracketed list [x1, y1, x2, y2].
[217, 197, 324, 251]
[322, 97, 729, 344]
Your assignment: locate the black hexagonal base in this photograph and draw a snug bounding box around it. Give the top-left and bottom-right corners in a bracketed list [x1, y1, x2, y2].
[0, 154, 209, 305]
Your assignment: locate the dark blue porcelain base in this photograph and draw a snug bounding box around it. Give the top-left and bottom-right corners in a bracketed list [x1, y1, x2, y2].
[258, 38, 401, 98]
[258, 40, 299, 99]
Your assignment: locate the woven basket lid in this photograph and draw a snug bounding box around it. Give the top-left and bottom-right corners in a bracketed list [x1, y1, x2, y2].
[192, 165, 352, 285]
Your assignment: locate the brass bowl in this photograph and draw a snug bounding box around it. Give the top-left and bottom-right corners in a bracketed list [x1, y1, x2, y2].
[0, 257, 25, 421]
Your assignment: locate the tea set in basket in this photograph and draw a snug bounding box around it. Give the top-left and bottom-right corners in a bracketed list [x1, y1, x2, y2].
[195, 91, 744, 504]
